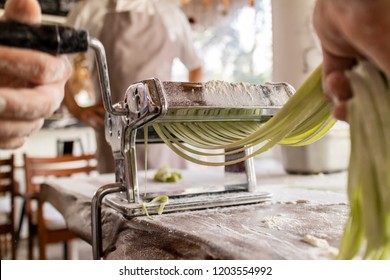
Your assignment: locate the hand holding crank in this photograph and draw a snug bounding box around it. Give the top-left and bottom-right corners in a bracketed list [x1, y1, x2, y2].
[0, 0, 72, 148]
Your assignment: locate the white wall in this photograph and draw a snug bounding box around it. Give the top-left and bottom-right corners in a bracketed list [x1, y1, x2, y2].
[0, 126, 96, 166]
[271, 0, 322, 88]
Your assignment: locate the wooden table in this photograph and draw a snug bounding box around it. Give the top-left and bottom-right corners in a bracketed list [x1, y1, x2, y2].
[40, 158, 349, 260]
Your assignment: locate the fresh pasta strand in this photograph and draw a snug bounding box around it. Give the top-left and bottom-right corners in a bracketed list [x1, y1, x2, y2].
[153, 64, 336, 165]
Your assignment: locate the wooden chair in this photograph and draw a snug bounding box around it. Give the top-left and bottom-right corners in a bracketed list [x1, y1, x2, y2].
[23, 153, 97, 259]
[0, 155, 18, 259]
[56, 138, 85, 156]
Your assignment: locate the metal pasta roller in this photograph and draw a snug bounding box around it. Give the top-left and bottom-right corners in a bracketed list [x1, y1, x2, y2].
[103, 79, 294, 214]
[0, 22, 294, 259]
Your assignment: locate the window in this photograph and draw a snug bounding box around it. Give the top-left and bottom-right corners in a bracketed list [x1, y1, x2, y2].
[173, 0, 272, 84]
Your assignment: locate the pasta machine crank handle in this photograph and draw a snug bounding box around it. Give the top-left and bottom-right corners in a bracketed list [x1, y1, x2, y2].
[0, 21, 126, 116]
[0, 21, 88, 54]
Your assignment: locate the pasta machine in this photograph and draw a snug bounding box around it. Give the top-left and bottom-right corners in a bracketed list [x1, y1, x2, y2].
[92, 46, 294, 258]
[101, 79, 294, 215]
[0, 22, 294, 259]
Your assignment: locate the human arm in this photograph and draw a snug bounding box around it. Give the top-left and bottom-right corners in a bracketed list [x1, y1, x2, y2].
[188, 66, 203, 83]
[313, 0, 390, 121]
[63, 53, 105, 130]
[64, 75, 105, 131]
[172, 7, 203, 83]
[0, 0, 72, 148]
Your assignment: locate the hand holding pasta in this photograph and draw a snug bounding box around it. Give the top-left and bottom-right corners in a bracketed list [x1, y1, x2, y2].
[0, 0, 72, 148]
[313, 0, 390, 121]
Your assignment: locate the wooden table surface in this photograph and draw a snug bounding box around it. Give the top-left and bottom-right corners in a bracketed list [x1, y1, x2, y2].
[41, 159, 349, 260]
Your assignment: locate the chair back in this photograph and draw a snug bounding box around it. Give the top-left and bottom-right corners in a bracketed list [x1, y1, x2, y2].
[22, 153, 97, 260]
[0, 155, 15, 199]
[0, 155, 17, 259]
[23, 153, 97, 212]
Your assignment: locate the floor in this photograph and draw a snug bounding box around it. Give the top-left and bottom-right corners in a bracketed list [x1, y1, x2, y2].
[2, 237, 93, 260]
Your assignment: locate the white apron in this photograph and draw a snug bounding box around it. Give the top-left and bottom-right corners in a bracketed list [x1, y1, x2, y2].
[94, 9, 187, 173]
[67, 0, 201, 173]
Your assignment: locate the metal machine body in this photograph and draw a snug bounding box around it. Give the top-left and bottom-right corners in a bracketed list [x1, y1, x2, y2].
[103, 78, 294, 216]
[89, 37, 295, 259]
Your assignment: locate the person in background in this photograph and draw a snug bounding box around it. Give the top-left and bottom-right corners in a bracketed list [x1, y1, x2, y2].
[64, 0, 203, 173]
[313, 0, 390, 122]
[0, 0, 71, 149]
